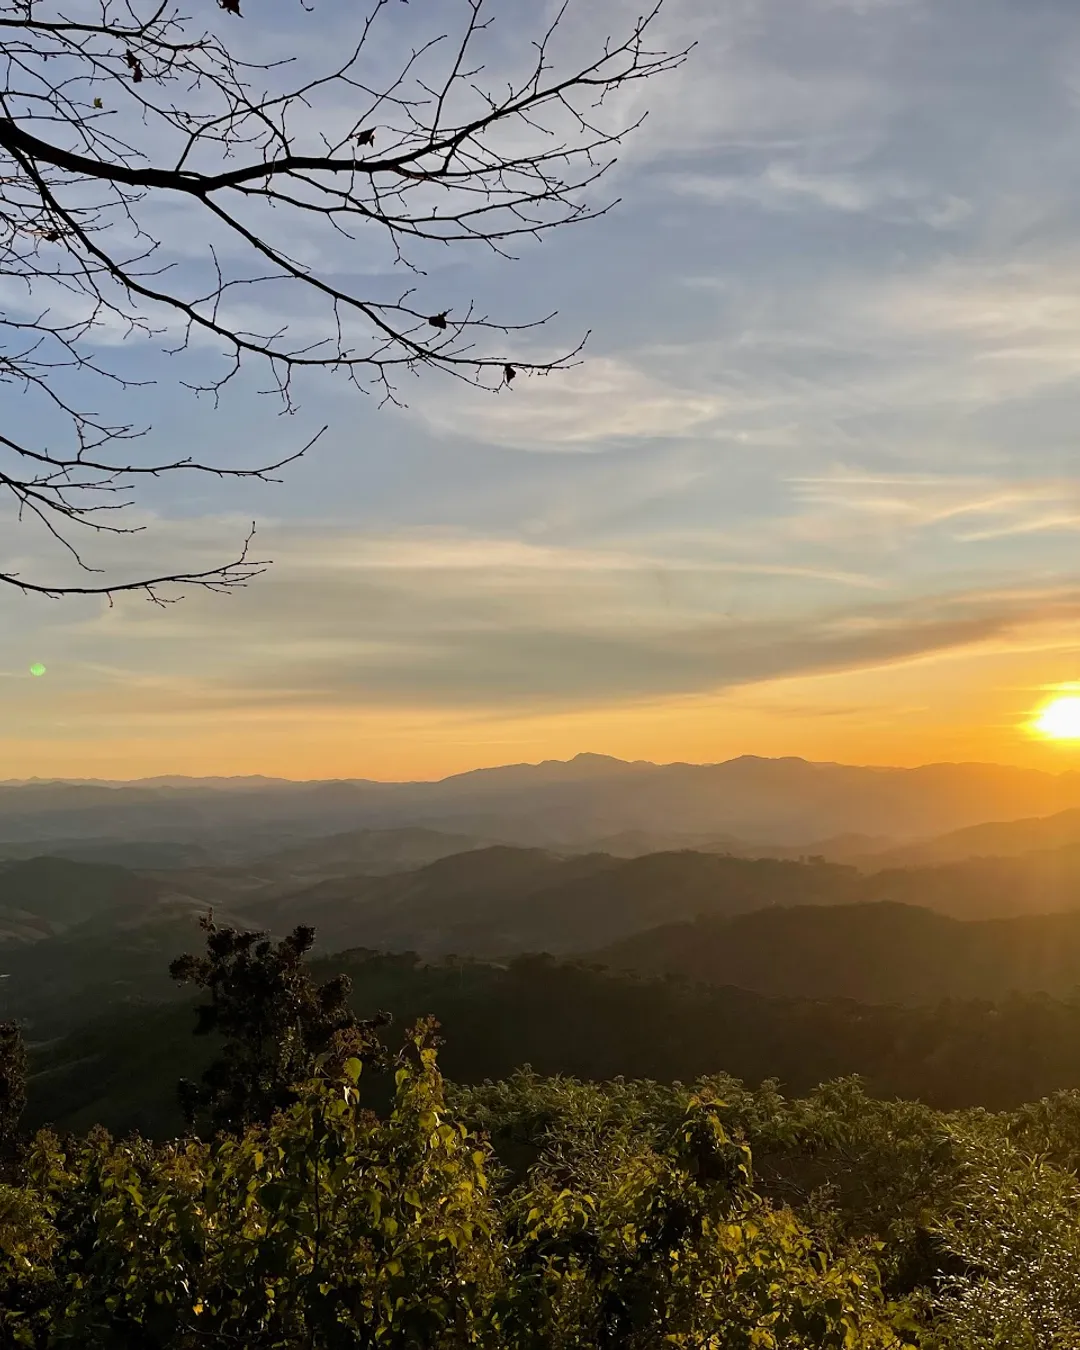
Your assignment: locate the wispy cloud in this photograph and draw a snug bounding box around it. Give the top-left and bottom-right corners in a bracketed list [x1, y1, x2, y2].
[10, 0, 1080, 772]
[668, 164, 970, 229]
[788, 472, 1080, 539]
[413, 357, 731, 450]
[5, 515, 1075, 727]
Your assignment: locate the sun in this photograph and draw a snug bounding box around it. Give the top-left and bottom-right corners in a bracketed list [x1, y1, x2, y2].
[1031, 695, 1080, 740]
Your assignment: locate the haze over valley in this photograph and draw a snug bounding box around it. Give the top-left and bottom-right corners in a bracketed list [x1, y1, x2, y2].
[6, 752, 1080, 1141]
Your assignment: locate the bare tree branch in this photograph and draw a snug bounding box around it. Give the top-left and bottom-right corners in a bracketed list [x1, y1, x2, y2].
[0, 0, 689, 599]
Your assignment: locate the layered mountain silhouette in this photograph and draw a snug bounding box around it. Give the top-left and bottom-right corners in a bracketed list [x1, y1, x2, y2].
[10, 754, 1080, 1068]
[9, 830, 1080, 1039]
[12, 756, 1080, 1135]
[863, 807, 1080, 868]
[6, 754, 1080, 850]
[233, 847, 861, 959]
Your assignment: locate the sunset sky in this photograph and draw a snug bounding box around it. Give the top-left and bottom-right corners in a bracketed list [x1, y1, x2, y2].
[8, 0, 1080, 780]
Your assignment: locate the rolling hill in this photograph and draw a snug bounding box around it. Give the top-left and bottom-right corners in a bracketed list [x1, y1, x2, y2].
[11, 825, 1080, 1043]
[591, 901, 1080, 1004]
[865, 808, 1080, 868]
[0, 856, 246, 1035]
[860, 846, 1080, 919]
[218, 825, 489, 884]
[233, 847, 864, 958]
[0, 847, 867, 1030]
[0, 856, 166, 942]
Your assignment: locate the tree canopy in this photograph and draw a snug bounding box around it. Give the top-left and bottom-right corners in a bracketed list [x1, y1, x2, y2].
[169, 915, 389, 1133]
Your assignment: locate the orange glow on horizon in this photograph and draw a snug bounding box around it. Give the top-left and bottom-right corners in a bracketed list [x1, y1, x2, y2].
[11, 682, 1080, 782]
[13, 627, 1080, 780]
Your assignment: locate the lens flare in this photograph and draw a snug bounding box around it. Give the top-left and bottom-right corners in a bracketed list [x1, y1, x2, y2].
[1032, 695, 1080, 740]
[28, 663, 46, 677]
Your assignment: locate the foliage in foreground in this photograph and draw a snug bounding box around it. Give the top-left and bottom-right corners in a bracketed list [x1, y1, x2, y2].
[0, 1020, 26, 1157]
[5, 1025, 1080, 1347]
[454, 1069, 1080, 1350]
[8, 915, 1080, 1348]
[0, 1024, 913, 1349]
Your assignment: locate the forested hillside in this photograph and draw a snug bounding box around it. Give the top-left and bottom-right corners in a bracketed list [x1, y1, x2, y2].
[592, 901, 1080, 1003]
[25, 949, 1080, 1138]
[13, 842, 1080, 1043]
[234, 848, 868, 958]
[2, 849, 864, 1034]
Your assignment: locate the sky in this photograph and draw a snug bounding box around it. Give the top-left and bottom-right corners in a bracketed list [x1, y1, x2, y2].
[8, 0, 1080, 780]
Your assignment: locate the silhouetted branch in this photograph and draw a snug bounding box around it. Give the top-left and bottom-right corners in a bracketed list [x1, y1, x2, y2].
[0, 0, 688, 596]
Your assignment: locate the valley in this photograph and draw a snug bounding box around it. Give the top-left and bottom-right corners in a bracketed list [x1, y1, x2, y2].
[7, 755, 1080, 1137]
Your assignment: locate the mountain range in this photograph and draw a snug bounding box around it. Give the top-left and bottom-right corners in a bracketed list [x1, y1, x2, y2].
[11, 752, 1080, 1114]
[10, 824, 1080, 1038]
[7, 754, 1080, 852]
[0, 847, 860, 1031]
[12, 751, 1080, 1135]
